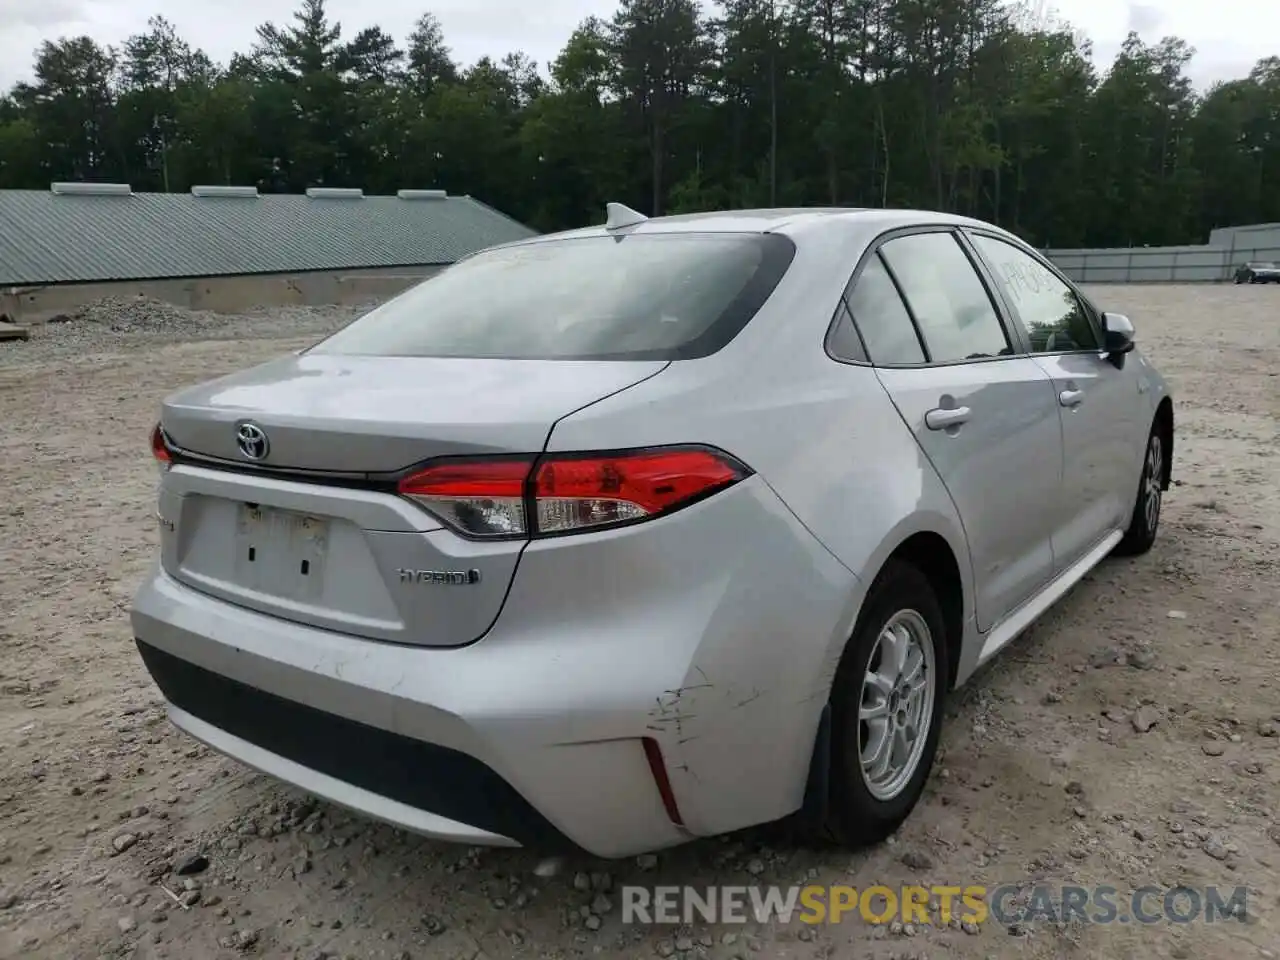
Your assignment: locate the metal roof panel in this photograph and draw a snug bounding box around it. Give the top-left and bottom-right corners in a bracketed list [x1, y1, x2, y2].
[0, 190, 538, 285]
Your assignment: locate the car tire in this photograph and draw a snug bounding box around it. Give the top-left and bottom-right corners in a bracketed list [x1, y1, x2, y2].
[820, 559, 947, 848]
[1114, 424, 1164, 556]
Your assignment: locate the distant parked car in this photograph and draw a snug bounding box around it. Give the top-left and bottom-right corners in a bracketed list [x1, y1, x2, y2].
[1233, 261, 1280, 283]
[133, 204, 1174, 858]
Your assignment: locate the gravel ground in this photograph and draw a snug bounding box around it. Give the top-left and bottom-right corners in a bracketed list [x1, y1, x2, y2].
[0, 296, 367, 366]
[0, 287, 1277, 960]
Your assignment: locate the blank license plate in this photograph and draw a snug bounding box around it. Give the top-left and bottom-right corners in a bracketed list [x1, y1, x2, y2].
[234, 504, 329, 601]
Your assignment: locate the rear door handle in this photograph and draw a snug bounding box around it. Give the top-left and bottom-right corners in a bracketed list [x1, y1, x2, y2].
[925, 406, 972, 430]
[1059, 388, 1083, 407]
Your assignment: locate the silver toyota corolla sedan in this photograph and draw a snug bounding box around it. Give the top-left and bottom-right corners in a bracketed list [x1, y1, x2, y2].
[132, 205, 1174, 859]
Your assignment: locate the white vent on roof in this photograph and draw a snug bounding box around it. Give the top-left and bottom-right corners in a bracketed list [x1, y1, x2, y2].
[51, 182, 132, 197]
[306, 187, 364, 199]
[398, 189, 448, 200]
[192, 185, 258, 198]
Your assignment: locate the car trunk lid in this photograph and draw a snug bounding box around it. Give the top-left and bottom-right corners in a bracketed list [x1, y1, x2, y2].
[156, 354, 667, 647]
[161, 353, 667, 473]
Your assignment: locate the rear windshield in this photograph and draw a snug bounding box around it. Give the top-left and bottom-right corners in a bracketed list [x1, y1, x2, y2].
[309, 232, 796, 361]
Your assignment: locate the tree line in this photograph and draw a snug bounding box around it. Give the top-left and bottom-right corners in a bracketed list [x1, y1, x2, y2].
[1, 0, 1277, 248]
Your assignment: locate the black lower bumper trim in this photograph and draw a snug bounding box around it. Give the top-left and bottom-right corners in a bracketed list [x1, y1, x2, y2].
[135, 640, 576, 851]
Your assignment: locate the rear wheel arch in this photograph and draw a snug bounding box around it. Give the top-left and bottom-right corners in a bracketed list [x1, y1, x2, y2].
[1154, 398, 1173, 489]
[880, 532, 966, 691]
[796, 527, 969, 840]
[803, 548, 958, 846]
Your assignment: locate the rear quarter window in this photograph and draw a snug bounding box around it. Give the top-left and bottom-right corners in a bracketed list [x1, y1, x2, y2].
[844, 253, 924, 364]
[309, 233, 796, 361]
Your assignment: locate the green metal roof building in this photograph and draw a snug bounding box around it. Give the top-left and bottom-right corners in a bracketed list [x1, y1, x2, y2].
[0, 184, 537, 287]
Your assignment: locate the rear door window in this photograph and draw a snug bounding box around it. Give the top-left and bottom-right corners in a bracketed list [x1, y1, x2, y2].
[309, 233, 796, 361]
[878, 232, 1011, 363]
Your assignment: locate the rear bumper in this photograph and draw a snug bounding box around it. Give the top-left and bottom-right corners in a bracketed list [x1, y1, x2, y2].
[132, 568, 684, 857]
[139, 641, 560, 849]
[130, 475, 862, 858]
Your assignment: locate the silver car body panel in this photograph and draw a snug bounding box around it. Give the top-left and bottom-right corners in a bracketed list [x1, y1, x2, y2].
[134, 471, 860, 857]
[131, 207, 1173, 857]
[1030, 351, 1146, 569]
[157, 357, 669, 646]
[158, 464, 531, 647]
[872, 360, 1062, 631]
[161, 354, 670, 472]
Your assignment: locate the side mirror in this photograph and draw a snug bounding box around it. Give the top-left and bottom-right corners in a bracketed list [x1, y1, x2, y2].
[1101, 312, 1135, 367]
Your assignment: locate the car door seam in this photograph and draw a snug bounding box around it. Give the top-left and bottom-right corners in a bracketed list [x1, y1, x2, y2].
[869, 365, 980, 600]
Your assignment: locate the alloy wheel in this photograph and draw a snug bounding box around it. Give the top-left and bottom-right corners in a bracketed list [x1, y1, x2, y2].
[858, 609, 936, 801]
[1144, 433, 1163, 534]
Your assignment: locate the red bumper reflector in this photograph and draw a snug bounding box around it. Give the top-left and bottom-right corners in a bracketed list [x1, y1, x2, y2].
[642, 737, 685, 827]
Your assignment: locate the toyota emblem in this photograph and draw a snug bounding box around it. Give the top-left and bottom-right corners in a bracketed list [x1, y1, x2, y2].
[236, 421, 270, 461]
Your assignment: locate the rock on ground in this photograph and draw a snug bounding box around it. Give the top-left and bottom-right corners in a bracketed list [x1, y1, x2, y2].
[0, 295, 367, 365]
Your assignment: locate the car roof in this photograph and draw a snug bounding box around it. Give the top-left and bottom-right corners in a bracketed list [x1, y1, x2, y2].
[489, 206, 1006, 250]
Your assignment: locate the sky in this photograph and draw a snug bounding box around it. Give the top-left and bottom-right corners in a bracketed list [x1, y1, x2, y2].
[0, 0, 1272, 93]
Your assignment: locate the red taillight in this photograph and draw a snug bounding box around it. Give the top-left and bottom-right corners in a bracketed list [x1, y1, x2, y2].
[151, 423, 171, 464]
[398, 458, 533, 538]
[395, 446, 746, 539]
[532, 448, 742, 534]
